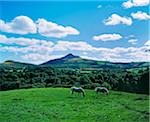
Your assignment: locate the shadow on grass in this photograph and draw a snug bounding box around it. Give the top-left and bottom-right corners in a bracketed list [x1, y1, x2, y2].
[134, 97, 148, 101]
[12, 98, 24, 101]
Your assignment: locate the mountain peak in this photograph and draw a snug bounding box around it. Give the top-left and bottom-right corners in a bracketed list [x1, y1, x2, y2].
[62, 53, 80, 60]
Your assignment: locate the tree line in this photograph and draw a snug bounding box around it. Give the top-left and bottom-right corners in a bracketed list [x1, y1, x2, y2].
[0, 66, 149, 94]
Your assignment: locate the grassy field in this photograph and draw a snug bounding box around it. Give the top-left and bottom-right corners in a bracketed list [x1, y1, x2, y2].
[0, 88, 149, 122]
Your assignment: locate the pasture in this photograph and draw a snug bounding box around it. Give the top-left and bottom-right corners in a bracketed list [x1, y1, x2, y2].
[0, 88, 149, 122]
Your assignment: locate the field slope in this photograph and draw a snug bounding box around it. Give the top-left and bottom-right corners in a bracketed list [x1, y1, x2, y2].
[0, 88, 149, 122]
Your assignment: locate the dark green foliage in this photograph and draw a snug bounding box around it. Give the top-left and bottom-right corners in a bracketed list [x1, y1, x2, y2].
[0, 63, 149, 94]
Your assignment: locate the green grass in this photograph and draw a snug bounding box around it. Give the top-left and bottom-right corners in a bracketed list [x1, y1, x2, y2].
[0, 88, 149, 122]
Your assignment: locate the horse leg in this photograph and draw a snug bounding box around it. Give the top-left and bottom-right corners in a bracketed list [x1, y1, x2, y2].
[106, 91, 109, 95]
[71, 90, 74, 95]
[82, 91, 85, 97]
[78, 92, 80, 96]
[96, 90, 98, 94]
[96, 89, 99, 94]
[104, 91, 108, 95]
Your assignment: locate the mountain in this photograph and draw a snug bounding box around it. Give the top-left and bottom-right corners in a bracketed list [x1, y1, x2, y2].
[0, 60, 36, 69]
[41, 53, 80, 65]
[41, 54, 149, 69]
[1, 54, 149, 69]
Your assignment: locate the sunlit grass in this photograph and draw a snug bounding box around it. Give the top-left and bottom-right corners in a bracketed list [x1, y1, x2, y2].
[0, 88, 149, 122]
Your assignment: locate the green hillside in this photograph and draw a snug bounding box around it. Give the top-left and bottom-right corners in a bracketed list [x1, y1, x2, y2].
[0, 88, 149, 122]
[0, 54, 149, 94]
[0, 54, 149, 69]
[0, 60, 36, 69]
[0, 61, 149, 94]
[41, 54, 149, 69]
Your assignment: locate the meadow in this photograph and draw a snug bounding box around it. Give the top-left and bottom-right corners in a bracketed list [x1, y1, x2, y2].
[0, 88, 149, 122]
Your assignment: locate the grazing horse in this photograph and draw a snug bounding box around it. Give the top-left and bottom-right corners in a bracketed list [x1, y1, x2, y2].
[71, 86, 85, 97]
[95, 87, 109, 95]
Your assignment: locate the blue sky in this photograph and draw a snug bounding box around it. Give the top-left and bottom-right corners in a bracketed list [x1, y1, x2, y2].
[0, 0, 150, 64]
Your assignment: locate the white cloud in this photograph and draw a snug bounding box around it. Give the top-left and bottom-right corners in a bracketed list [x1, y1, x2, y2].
[97, 5, 102, 8]
[81, 55, 100, 61]
[128, 39, 137, 45]
[36, 18, 80, 38]
[0, 16, 36, 34]
[53, 41, 95, 51]
[80, 46, 150, 62]
[127, 50, 150, 61]
[123, 0, 150, 8]
[93, 33, 122, 41]
[22, 53, 51, 61]
[1, 43, 150, 63]
[104, 14, 132, 26]
[101, 46, 150, 62]
[122, 0, 133, 8]
[0, 34, 149, 63]
[131, 11, 150, 20]
[0, 34, 53, 54]
[0, 16, 80, 38]
[145, 40, 150, 46]
[0, 34, 53, 47]
[21, 53, 63, 64]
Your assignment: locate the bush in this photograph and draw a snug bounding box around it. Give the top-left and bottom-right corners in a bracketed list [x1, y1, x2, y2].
[83, 83, 101, 89]
[32, 83, 46, 88]
[0, 81, 19, 90]
[101, 82, 112, 90]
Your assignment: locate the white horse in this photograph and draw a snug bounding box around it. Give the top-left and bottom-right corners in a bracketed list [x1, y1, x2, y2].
[95, 87, 109, 95]
[71, 86, 85, 97]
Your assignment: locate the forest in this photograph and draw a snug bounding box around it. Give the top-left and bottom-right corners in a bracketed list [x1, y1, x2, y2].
[0, 64, 149, 94]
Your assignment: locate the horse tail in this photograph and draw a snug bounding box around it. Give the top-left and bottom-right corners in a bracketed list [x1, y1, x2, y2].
[82, 89, 85, 97]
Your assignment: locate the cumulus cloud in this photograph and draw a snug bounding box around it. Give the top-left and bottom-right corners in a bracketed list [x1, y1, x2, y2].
[0, 34, 149, 63]
[22, 53, 50, 61]
[104, 14, 132, 26]
[100, 46, 150, 62]
[131, 11, 150, 20]
[21, 53, 55, 61]
[53, 41, 95, 51]
[21, 54, 63, 64]
[123, 0, 150, 8]
[128, 39, 137, 45]
[0, 16, 80, 38]
[144, 40, 150, 46]
[0, 34, 53, 47]
[80, 46, 150, 62]
[93, 33, 122, 41]
[36, 18, 80, 38]
[17, 44, 150, 63]
[0, 34, 53, 54]
[0, 16, 36, 34]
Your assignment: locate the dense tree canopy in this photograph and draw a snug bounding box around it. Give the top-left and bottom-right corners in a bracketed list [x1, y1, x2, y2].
[0, 65, 149, 94]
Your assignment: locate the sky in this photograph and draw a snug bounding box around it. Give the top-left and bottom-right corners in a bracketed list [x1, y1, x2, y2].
[0, 0, 150, 64]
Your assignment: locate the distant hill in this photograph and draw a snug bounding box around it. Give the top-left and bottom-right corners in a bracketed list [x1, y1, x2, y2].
[40, 53, 149, 69]
[0, 54, 149, 69]
[0, 60, 36, 69]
